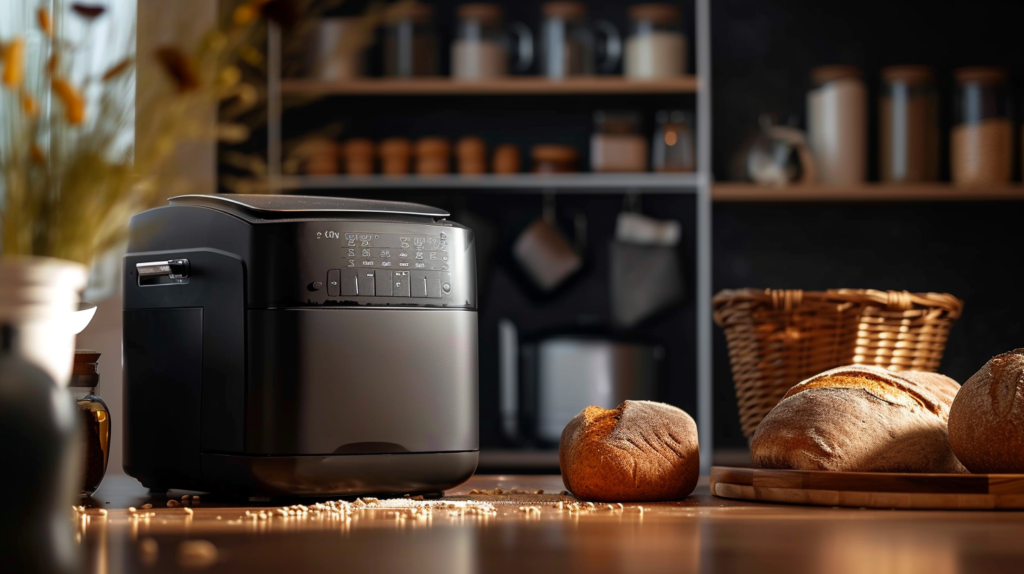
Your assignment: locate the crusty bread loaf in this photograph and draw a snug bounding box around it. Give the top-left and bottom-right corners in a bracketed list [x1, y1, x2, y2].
[559, 400, 699, 501]
[751, 365, 966, 473]
[948, 349, 1024, 473]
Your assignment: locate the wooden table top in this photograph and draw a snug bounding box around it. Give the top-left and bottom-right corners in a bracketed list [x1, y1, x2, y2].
[77, 473, 1024, 573]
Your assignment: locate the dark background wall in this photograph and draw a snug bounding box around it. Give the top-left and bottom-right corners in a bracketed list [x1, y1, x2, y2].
[711, 0, 1024, 448]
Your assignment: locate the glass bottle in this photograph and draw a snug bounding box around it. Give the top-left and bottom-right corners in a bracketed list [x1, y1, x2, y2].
[653, 110, 695, 172]
[951, 66, 1012, 186]
[383, 2, 438, 77]
[625, 3, 687, 79]
[880, 66, 939, 182]
[72, 350, 110, 496]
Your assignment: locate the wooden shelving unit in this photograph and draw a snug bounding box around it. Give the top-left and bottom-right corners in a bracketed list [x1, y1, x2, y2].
[274, 173, 704, 193]
[280, 76, 699, 97]
[713, 183, 1024, 202]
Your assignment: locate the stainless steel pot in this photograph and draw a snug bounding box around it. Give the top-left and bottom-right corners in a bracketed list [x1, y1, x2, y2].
[499, 321, 663, 446]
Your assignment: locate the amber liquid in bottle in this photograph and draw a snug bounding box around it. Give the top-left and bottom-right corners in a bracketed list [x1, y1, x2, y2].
[78, 397, 110, 495]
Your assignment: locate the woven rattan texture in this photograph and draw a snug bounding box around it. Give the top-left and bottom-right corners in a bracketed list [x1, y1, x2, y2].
[713, 289, 963, 438]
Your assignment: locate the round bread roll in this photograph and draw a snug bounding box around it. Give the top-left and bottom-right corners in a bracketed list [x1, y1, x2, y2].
[751, 365, 966, 473]
[559, 400, 699, 501]
[948, 349, 1024, 473]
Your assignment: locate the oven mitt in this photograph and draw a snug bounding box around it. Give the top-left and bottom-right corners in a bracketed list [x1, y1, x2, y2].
[610, 241, 685, 328]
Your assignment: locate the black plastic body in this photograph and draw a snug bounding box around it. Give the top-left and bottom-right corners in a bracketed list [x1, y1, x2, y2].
[122, 196, 478, 496]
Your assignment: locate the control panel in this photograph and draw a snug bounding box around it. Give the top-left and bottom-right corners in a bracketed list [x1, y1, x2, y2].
[324, 232, 455, 299]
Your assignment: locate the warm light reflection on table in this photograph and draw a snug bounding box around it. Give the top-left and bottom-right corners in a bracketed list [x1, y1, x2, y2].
[76, 474, 1024, 574]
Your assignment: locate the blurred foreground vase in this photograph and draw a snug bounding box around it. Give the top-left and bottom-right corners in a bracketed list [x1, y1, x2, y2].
[0, 257, 90, 387]
[0, 326, 83, 574]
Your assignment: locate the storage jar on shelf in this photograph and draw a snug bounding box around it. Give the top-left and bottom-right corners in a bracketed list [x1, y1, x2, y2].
[624, 3, 686, 79]
[532, 144, 579, 173]
[539, 2, 620, 80]
[380, 138, 413, 176]
[591, 111, 648, 172]
[415, 137, 451, 175]
[806, 65, 867, 184]
[307, 17, 367, 80]
[652, 110, 695, 172]
[951, 66, 1012, 186]
[383, 2, 438, 77]
[879, 66, 939, 183]
[452, 3, 533, 80]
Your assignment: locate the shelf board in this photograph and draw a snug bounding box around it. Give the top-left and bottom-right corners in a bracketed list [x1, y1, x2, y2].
[713, 183, 1024, 202]
[273, 173, 704, 193]
[280, 76, 699, 96]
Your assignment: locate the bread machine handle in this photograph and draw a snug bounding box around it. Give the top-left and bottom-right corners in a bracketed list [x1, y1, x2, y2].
[137, 259, 190, 280]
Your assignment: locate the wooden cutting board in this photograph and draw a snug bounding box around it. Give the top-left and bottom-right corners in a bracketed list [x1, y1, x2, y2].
[711, 466, 1024, 510]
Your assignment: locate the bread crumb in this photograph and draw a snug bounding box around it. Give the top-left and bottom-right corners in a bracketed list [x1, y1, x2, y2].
[141, 503, 153, 509]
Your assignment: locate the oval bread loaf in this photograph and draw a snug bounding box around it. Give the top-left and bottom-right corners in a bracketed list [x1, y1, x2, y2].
[751, 365, 966, 473]
[559, 400, 699, 501]
[948, 349, 1024, 473]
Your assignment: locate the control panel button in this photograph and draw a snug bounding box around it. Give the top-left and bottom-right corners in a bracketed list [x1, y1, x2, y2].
[393, 271, 411, 297]
[327, 270, 340, 297]
[358, 271, 376, 297]
[375, 270, 393, 296]
[341, 269, 359, 296]
[410, 271, 427, 298]
[441, 273, 452, 295]
[309, 281, 323, 292]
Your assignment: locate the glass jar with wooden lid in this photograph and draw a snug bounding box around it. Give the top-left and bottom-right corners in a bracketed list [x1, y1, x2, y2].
[383, 2, 438, 77]
[539, 2, 620, 79]
[807, 65, 867, 184]
[452, 3, 533, 80]
[625, 4, 686, 79]
[880, 66, 938, 183]
[952, 66, 1012, 186]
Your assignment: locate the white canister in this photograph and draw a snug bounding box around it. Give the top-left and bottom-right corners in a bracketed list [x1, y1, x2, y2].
[0, 257, 90, 387]
[624, 3, 686, 79]
[807, 65, 867, 184]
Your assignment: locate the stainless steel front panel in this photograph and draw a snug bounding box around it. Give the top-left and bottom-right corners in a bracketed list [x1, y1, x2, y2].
[246, 308, 478, 455]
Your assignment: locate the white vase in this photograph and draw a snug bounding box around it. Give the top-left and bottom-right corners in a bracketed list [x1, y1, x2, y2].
[0, 257, 90, 387]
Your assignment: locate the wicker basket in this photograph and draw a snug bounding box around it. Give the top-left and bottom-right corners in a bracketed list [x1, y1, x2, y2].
[713, 288, 963, 439]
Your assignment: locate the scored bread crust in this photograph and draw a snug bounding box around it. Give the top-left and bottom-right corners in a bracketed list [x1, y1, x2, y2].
[751, 365, 966, 473]
[559, 400, 699, 501]
[948, 349, 1024, 473]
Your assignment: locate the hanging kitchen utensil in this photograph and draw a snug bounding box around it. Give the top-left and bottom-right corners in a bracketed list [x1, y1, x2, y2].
[610, 195, 686, 328]
[512, 193, 584, 292]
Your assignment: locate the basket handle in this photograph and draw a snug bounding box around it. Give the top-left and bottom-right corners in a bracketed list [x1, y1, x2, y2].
[769, 289, 804, 311]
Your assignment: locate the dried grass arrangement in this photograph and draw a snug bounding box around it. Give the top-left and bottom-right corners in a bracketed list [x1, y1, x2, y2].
[0, 1, 306, 265]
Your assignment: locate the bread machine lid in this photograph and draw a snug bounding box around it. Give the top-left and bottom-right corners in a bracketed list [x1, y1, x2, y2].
[168, 194, 450, 219]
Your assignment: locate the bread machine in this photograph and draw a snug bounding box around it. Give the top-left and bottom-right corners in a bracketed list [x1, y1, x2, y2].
[122, 195, 478, 496]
